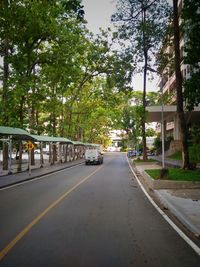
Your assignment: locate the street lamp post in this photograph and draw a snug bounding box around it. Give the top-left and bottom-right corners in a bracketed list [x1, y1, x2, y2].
[146, 66, 165, 170]
[159, 78, 170, 179]
[161, 86, 165, 169]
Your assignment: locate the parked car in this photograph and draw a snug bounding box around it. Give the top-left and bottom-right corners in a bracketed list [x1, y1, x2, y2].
[85, 149, 103, 165]
[127, 150, 141, 158]
[34, 149, 41, 154]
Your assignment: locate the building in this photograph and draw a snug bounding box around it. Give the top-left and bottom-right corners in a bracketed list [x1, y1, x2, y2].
[107, 130, 123, 151]
[146, 0, 200, 154]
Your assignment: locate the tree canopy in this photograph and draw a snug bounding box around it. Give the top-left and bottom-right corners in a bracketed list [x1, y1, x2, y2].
[182, 0, 200, 111]
[0, 0, 135, 144]
[111, 0, 171, 159]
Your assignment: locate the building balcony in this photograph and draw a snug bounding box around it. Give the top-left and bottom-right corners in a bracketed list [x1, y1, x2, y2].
[163, 72, 176, 94]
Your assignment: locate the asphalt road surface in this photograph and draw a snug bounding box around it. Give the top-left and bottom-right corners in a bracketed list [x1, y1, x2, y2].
[0, 153, 199, 267]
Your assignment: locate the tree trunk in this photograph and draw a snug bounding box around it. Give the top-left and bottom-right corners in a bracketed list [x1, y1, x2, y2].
[3, 142, 8, 170]
[49, 143, 52, 164]
[17, 141, 23, 172]
[2, 42, 9, 125]
[40, 142, 44, 167]
[65, 144, 68, 162]
[28, 102, 35, 166]
[53, 144, 57, 163]
[142, 7, 147, 161]
[142, 57, 147, 161]
[2, 1, 9, 126]
[36, 110, 40, 135]
[20, 96, 25, 122]
[2, 7, 9, 170]
[173, 0, 190, 169]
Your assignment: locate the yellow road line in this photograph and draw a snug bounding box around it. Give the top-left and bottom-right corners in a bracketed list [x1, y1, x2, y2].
[0, 165, 103, 261]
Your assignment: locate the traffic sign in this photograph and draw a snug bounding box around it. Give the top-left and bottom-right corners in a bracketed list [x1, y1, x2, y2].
[25, 141, 35, 150]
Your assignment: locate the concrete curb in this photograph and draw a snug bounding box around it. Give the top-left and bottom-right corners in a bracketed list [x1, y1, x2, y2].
[142, 170, 200, 189]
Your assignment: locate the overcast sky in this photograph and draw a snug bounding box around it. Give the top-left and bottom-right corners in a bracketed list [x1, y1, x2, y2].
[82, 0, 174, 92]
[82, 0, 117, 34]
[82, 0, 159, 91]
[82, 0, 172, 34]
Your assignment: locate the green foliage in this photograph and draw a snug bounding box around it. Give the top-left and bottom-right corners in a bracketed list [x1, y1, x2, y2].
[134, 158, 157, 163]
[115, 91, 158, 147]
[153, 136, 161, 150]
[189, 145, 200, 164]
[190, 124, 200, 144]
[168, 151, 182, 161]
[0, 0, 164, 145]
[182, 0, 200, 64]
[112, 0, 171, 160]
[0, 0, 133, 143]
[182, 0, 200, 111]
[187, 125, 200, 165]
[112, 0, 171, 67]
[184, 72, 200, 111]
[146, 128, 156, 137]
[168, 145, 200, 164]
[146, 168, 200, 181]
[156, 23, 174, 74]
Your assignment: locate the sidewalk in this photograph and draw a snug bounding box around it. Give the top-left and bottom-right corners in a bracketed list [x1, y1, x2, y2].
[0, 159, 85, 189]
[134, 161, 200, 236]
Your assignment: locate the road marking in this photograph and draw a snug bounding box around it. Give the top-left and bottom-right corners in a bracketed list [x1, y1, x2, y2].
[127, 157, 200, 256]
[0, 165, 103, 261]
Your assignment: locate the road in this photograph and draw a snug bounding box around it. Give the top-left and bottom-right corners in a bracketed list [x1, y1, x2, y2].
[0, 153, 199, 266]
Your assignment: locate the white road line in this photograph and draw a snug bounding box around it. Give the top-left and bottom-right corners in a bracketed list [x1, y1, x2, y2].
[127, 157, 200, 256]
[0, 163, 84, 191]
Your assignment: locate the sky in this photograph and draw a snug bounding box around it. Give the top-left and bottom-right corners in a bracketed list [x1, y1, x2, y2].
[82, 0, 117, 34]
[82, 0, 160, 92]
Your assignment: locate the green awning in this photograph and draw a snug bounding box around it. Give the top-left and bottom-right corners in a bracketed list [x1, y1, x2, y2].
[84, 143, 100, 148]
[0, 126, 73, 143]
[0, 126, 33, 141]
[30, 134, 73, 144]
[72, 141, 85, 146]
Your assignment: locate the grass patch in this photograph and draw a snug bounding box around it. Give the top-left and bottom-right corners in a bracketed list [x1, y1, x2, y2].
[133, 159, 158, 163]
[168, 151, 182, 160]
[167, 146, 200, 163]
[146, 168, 200, 181]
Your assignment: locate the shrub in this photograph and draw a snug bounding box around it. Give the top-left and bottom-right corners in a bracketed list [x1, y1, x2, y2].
[189, 144, 200, 163]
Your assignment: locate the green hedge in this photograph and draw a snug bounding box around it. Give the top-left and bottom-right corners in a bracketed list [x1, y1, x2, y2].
[189, 144, 200, 163]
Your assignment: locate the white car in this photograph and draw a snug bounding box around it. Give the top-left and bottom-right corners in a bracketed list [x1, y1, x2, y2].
[85, 149, 103, 165]
[34, 149, 41, 154]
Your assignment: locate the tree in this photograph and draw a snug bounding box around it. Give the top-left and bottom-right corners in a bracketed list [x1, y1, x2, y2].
[172, 0, 190, 169]
[112, 0, 171, 160]
[116, 91, 158, 151]
[0, 0, 84, 128]
[0, 0, 139, 151]
[0, 0, 18, 126]
[0, 0, 85, 169]
[182, 0, 200, 111]
[0, 0, 21, 169]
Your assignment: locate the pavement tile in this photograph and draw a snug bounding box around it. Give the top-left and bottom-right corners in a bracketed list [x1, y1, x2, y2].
[133, 159, 200, 235]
